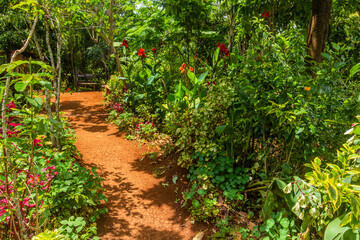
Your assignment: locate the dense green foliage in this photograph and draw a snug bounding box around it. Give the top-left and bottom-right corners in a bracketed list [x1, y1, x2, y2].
[1, 0, 360, 239]
[0, 61, 106, 239]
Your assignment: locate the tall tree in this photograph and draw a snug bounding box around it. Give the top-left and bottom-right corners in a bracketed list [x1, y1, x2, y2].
[306, 0, 332, 63]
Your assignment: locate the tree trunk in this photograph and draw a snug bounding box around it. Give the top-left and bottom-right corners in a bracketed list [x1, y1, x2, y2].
[228, 7, 235, 53]
[55, 16, 62, 150]
[32, 31, 56, 147]
[306, 0, 332, 63]
[109, 0, 126, 82]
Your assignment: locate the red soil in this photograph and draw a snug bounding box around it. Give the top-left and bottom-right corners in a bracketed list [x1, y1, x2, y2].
[59, 92, 208, 240]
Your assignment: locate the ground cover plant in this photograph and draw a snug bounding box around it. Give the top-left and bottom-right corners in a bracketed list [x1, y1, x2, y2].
[1, 0, 360, 239]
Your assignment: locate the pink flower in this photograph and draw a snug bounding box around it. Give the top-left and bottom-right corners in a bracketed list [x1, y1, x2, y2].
[33, 138, 41, 147]
[6, 101, 15, 110]
[8, 123, 20, 127]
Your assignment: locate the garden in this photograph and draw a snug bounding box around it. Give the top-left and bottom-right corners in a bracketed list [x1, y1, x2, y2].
[1, 0, 360, 239]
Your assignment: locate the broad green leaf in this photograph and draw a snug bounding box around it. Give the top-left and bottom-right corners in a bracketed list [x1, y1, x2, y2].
[187, 70, 196, 84]
[324, 215, 351, 240]
[349, 63, 360, 79]
[22, 74, 33, 84]
[331, 42, 340, 51]
[14, 81, 27, 92]
[354, 126, 360, 135]
[328, 182, 340, 211]
[340, 212, 352, 227]
[212, 48, 220, 67]
[275, 179, 297, 210]
[197, 188, 206, 196]
[26, 96, 42, 109]
[181, 85, 191, 95]
[135, 94, 145, 100]
[0, 63, 12, 74]
[216, 125, 227, 135]
[192, 199, 200, 208]
[31, 61, 56, 73]
[342, 229, 359, 240]
[334, 62, 346, 69]
[48, 119, 62, 130]
[266, 218, 275, 230]
[174, 82, 184, 101]
[197, 72, 208, 84]
[321, 53, 332, 60]
[280, 218, 290, 228]
[146, 74, 158, 86]
[38, 80, 53, 90]
[350, 197, 360, 220]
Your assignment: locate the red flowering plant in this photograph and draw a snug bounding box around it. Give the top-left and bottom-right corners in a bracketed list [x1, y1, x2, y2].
[217, 43, 230, 57]
[261, 9, 270, 18]
[0, 103, 60, 238]
[138, 48, 146, 58]
[121, 39, 129, 49]
[112, 102, 124, 114]
[152, 48, 156, 54]
[0, 64, 107, 239]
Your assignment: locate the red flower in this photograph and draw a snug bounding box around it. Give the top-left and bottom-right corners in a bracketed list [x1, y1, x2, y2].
[182, 63, 187, 68]
[152, 48, 156, 54]
[261, 10, 270, 18]
[6, 101, 15, 110]
[189, 67, 194, 72]
[138, 48, 146, 58]
[217, 43, 230, 57]
[121, 39, 128, 48]
[33, 138, 41, 147]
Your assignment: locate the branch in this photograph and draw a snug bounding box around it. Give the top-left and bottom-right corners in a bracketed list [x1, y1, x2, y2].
[10, 15, 39, 63]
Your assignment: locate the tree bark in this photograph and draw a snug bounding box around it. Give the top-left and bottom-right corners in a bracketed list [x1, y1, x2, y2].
[109, 0, 125, 81]
[306, 0, 332, 63]
[55, 16, 62, 150]
[32, 31, 56, 147]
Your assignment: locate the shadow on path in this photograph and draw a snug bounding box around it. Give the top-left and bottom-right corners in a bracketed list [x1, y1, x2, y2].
[60, 92, 208, 239]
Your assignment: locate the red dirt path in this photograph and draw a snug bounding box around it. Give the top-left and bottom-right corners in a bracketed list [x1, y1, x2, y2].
[59, 92, 207, 240]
